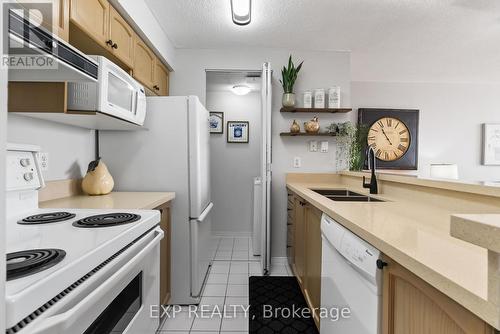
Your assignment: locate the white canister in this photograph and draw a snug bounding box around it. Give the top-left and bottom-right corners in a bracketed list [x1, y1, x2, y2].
[314, 88, 325, 109]
[328, 86, 340, 108]
[303, 91, 312, 108]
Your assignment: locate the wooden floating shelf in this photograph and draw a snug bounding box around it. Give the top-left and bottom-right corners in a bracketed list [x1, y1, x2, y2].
[280, 132, 337, 137]
[280, 107, 352, 113]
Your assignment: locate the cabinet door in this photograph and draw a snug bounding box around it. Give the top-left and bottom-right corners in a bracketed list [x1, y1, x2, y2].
[293, 196, 306, 286]
[154, 58, 169, 96]
[109, 6, 134, 67]
[133, 35, 156, 90]
[70, 0, 109, 47]
[286, 193, 294, 266]
[304, 203, 322, 327]
[383, 258, 495, 334]
[54, 0, 70, 41]
[157, 203, 171, 306]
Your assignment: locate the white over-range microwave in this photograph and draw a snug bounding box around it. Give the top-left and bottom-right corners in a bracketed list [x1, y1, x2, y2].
[67, 56, 147, 126]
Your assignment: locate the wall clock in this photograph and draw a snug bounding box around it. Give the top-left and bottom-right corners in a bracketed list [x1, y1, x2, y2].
[358, 109, 419, 170]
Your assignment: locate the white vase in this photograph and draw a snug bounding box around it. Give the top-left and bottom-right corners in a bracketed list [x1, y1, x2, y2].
[282, 93, 296, 107]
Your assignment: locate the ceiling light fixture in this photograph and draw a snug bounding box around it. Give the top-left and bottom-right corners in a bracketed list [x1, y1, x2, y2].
[232, 85, 251, 95]
[231, 0, 251, 26]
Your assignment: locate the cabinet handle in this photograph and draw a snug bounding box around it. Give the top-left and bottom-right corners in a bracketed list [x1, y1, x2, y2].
[153, 85, 160, 91]
[376, 260, 388, 270]
[112, 43, 118, 49]
[286, 245, 292, 248]
[299, 201, 306, 206]
[106, 39, 113, 46]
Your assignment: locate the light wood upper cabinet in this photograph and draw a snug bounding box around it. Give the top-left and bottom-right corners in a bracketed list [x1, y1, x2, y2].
[154, 58, 170, 96]
[133, 35, 156, 91]
[108, 6, 134, 68]
[304, 203, 322, 328]
[70, 0, 110, 47]
[382, 257, 495, 334]
[54, 0, 70, 41]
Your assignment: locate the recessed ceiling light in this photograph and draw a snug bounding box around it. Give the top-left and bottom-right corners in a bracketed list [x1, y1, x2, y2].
[232, 85, 251, 95]
[231, 0, 251, 26]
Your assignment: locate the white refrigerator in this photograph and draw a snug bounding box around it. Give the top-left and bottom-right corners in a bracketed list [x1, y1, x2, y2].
[100, 96, 216, 304]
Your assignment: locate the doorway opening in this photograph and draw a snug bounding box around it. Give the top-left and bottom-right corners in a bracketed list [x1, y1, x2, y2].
[206, 70, 262, 249]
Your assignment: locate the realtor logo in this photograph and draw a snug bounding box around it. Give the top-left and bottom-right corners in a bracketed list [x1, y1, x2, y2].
[2, 1, 58, 70]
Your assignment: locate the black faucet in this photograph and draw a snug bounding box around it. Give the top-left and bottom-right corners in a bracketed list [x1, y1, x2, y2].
[363, 146, 378, 194]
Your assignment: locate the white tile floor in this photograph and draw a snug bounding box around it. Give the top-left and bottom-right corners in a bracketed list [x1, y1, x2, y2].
[158, 237, 293, 334]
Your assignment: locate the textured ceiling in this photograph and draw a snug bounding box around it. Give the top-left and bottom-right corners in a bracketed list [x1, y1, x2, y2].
[145, 0, 500, 81]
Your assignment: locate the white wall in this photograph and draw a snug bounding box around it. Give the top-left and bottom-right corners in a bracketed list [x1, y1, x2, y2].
[351, 82, 500, 182]
[7, 115, 95, 181]
[206, 90, 261, 234]
[171, 48, 351, 257]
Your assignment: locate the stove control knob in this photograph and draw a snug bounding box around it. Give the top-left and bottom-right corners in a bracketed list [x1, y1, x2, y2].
[20, 158, 31, 167]
[23, 172, 34, 181]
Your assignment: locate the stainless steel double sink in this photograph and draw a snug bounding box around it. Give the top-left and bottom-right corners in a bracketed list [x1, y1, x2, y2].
[312, 189, 384, 202]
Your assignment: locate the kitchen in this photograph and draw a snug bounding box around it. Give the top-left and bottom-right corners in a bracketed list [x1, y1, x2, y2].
[1, 0, 500, 334]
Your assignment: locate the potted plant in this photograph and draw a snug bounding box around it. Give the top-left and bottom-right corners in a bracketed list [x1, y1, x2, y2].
[329, 122, 368, 171]
[279, 55, 303, 107]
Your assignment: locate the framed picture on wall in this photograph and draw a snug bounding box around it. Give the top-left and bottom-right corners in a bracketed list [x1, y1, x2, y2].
[482, 123, 500, 165]
[209, 112, 224, 134]
[227, 121, 249, 143]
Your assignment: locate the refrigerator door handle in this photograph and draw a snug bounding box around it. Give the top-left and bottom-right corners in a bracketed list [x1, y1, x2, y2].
[196, 202, 214, 223]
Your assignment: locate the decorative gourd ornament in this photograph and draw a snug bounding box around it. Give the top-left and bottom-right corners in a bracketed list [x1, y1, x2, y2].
[290, 120, 301, 133]
[82, 158, 114, 196]
[304, 116, 320, 134]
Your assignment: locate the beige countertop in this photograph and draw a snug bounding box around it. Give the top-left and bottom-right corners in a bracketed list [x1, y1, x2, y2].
[287, 174, 500, 329]
[451, 214, 500, 253]
[40, 192, 175, 210]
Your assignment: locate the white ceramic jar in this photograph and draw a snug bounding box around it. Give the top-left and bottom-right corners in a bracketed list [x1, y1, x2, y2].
[328, 86, 340, 108]
[314, 88, 325, 108]
[303, 91, 312, 108]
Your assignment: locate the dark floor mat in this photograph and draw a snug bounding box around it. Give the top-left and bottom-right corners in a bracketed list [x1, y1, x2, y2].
[249, 276, 319, 334]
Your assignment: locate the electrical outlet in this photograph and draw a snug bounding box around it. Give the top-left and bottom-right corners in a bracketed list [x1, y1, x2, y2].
[309, 140, 318, 152]
[320, 141, 329, 153]
[38, 152, 49, 171]
[293, 156, 302, 168]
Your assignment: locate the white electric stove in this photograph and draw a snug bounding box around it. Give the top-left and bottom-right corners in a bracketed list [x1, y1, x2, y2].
[5, 144, 163, 334]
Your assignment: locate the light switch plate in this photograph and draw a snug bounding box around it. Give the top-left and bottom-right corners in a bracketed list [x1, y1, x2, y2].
[38, 152, 49, 171]
[293, 156, 301, 168]
[320, 141, 329, 153]
[309, 140, 318, 152]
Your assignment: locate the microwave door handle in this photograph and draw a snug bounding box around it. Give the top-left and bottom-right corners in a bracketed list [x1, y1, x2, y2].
[32, 227, 164, 333]
[134, 90, 139, 115]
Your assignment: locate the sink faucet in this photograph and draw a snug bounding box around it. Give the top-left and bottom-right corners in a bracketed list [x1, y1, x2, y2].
[363, 146, 378, 194]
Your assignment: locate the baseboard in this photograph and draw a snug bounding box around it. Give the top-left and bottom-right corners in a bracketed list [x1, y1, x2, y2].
[213, 231, 253, 237]
[271, 257, 288, 265]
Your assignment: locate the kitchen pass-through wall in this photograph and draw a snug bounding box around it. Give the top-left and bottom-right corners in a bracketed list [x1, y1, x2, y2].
[206, 71, 262, 235]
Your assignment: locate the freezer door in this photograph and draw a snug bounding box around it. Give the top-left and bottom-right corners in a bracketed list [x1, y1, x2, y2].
[188, 96, 211, 218]
[190, 203, 215, 298]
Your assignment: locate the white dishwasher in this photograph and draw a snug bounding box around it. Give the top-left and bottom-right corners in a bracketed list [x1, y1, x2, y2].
[320, 213, 383, 334]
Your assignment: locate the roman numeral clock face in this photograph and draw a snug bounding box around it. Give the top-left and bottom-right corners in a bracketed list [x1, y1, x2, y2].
[367, 117, 411, 161]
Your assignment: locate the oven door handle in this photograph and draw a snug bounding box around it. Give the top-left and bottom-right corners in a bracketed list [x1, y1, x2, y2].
[31, 227, 164, 334]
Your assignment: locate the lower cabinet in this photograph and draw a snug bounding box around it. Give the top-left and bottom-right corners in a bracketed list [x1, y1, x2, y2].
[303, 203, 322, 328]
[156, 202, 171, 306]
[293, 195, 306, 286]
[382, 257, 495, 334]
[289, 192, 322, 330]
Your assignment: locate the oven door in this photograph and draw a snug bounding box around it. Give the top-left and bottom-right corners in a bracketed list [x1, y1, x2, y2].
[27, 227, 163, 334]
[99, 62, 145, 126]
